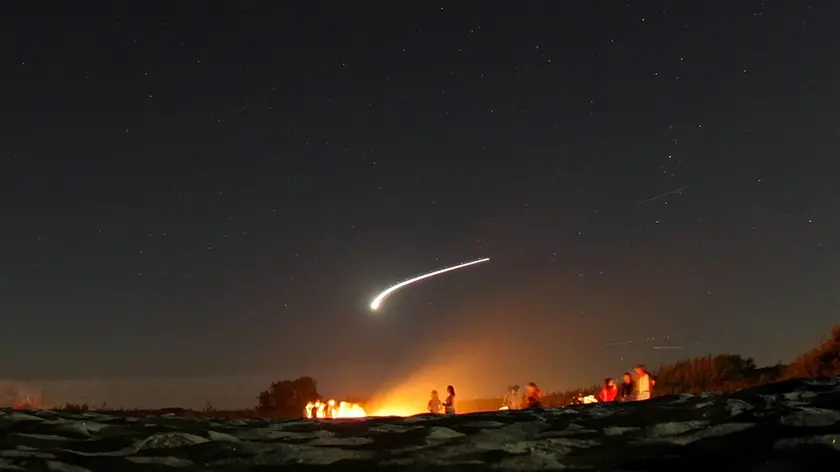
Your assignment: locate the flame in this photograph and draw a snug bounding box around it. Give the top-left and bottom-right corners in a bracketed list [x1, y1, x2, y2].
[303, 397, 426, 419]
[1, 381, 43, 410]
[304, 399, 367, 419]
[12, 397, 40, 410]
[582, 395, 598, 404]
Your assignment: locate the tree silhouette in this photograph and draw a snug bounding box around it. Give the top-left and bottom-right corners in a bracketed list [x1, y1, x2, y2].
[256, 376, 320, 418]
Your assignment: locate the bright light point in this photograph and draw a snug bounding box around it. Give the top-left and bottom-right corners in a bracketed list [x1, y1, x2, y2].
[369, 257, 490, 311]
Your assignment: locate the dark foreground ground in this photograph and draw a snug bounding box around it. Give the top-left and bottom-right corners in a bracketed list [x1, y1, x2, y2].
[2, 377, 840, 471]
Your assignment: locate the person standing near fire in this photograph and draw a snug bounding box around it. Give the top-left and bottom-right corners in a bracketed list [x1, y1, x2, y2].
[618, 372, 635, 401]
[427, 390, 443, 414]
[633, 364, 656, 400]
[598, 378, 618, 402]
[525, 382, 543, 408]
[504, 385, 522, 410]
[442, 385, 457, 415]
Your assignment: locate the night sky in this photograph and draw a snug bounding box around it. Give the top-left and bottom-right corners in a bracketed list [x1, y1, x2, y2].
[3, 2, 840, 409]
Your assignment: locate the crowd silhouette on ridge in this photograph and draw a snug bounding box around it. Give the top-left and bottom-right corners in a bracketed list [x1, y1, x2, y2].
[597, 365, 655, 403]
[428, 381, 548, 415]
[426, 365, 657, 415]
[482, 364, 656, 413]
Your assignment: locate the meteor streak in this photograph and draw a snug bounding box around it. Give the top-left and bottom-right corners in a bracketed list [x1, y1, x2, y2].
[370, 257, 490, 311]
[635, 185, 689, 205]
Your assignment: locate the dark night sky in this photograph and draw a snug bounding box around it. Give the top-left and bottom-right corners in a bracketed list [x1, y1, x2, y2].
[2, 1, 840, 409]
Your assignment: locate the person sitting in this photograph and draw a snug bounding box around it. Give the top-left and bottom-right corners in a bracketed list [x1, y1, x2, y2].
[525, 382, 543, 408]
[598, 378, 618, 402]
[427, 390, 443, 414]
[442, 385, 457, 415]
[618, 372, 635, 401]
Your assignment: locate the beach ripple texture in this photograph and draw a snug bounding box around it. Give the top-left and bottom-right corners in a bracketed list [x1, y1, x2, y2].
[2, 377, 840, 470]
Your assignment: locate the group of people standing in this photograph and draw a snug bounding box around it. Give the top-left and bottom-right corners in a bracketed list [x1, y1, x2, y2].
[424, 365, 654, 416]
[427, 381, 545, 415]
[426, 385, 457, 415]
[502, 382, 544, 410]
[598, 364, 656, 402]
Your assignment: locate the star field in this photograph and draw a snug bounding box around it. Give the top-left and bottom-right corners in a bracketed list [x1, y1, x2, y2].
[1, 1, 839, 408]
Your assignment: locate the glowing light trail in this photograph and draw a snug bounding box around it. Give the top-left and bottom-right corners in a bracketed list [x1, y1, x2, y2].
[370, 257, 490, 311]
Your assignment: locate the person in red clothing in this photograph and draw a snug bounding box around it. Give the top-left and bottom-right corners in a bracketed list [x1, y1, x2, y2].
[598, 378, 618, 402]
[525, 382, 543, 408]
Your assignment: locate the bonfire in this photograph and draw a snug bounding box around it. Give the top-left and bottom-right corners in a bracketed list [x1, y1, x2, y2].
[304, 399, 367, 419]
[12, 397, 41, 410]
[1, 381, 43, 410]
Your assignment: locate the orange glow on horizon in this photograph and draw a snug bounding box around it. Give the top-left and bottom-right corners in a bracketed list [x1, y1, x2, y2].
[360, 342, 496, 417]
[302, 340, 501, 419]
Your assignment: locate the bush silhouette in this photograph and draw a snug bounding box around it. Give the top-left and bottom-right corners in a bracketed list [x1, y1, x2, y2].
[785, 325, 840, 379]
[652, 354, 786, 395]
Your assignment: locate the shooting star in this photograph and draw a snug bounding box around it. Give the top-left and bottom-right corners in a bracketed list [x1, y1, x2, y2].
[653, 345, 685, 350]
[370, 257, 490, 311]
[635, 185, 689, 205]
